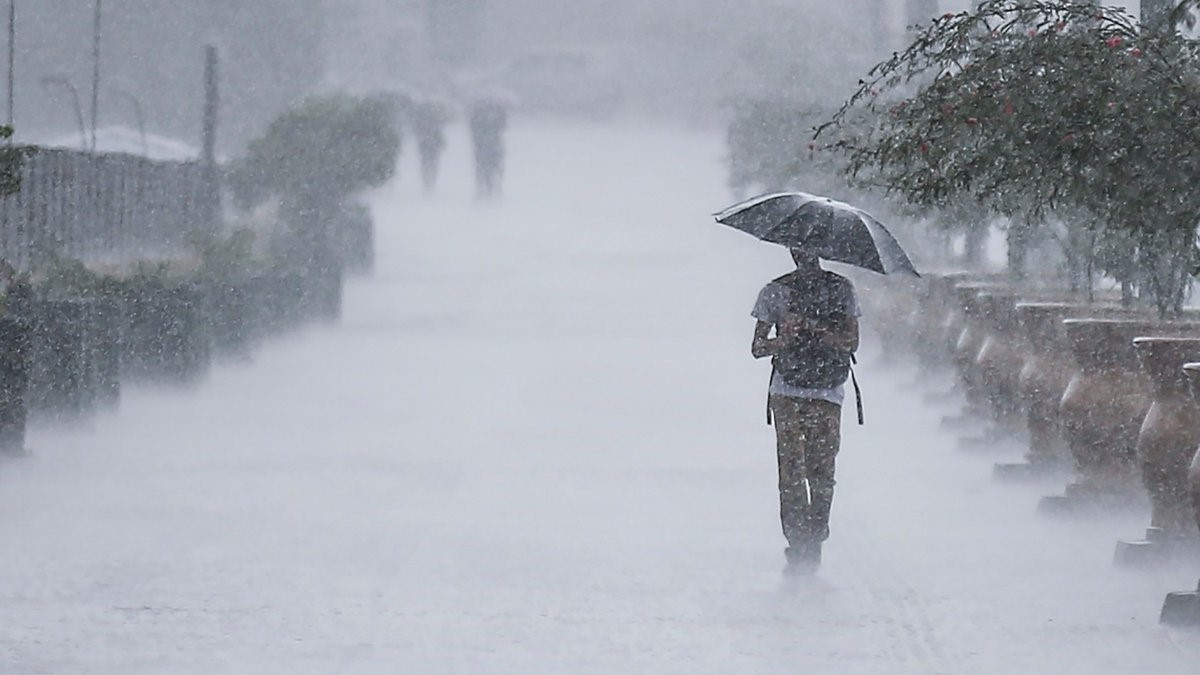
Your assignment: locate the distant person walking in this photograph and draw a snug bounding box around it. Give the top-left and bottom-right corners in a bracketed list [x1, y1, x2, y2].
[751, 247, 860, 574]
[469, 99, 509, 198]
[410, 99, 448, 192]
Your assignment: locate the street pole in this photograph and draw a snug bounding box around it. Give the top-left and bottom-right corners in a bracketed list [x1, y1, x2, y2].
[201, 46, 217, 167]
[40, 76, 87, 150]
[201, 46, 219, 230]
[7, 0, 14, 130]
[90, 0, 101, 152]
[113, 89, 146, 156]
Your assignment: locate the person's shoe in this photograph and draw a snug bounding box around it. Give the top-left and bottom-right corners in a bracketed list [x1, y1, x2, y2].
[784, 541, 822, 575]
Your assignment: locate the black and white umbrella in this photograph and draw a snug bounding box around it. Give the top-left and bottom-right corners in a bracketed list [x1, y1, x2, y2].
[714, 192, 920, 277]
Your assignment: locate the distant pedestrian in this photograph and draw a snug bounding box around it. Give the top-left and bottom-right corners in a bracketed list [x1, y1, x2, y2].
[469, 99, 509, 198]
[751, 247, 860, 574]
[410, 99, 448, 192]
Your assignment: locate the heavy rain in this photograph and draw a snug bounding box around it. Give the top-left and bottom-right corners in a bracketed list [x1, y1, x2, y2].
[0, 1, 1198, 673]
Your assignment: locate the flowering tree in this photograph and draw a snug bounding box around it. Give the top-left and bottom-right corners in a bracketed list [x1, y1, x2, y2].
[821, 0, 1200, 314]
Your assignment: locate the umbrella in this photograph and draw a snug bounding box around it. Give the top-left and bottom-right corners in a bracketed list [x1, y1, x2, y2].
[714, 192, 920, 277]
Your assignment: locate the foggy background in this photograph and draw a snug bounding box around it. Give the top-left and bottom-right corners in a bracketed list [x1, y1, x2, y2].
[15, 0, 1147, 155]
[3, 2, 1198, 673]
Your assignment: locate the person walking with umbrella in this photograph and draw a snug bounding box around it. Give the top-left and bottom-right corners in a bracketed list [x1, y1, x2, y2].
[411, 98, 449, 193]
[716, 192, 920, 574]
[751, 247, 860, 573]
[470, 96, 510, 198]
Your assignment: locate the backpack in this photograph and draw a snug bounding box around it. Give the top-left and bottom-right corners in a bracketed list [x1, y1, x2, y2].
[765, 270, 865, 426]
[770, 270, 854, 390]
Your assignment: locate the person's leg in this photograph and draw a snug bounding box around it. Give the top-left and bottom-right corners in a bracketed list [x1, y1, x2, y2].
[798, 400, 843, 543]
[770, 395, 808, 551]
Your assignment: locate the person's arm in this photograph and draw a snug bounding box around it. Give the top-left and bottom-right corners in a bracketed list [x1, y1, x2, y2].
[751, 320, 792, 359]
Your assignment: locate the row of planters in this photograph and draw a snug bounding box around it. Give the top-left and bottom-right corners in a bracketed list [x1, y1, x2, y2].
[828, 2, 1200, 629]
[871, 271, 1200, 626]
[0, 253, 345, 452]
[728, 2, 1200, 631]
[0, 91, 401, 453]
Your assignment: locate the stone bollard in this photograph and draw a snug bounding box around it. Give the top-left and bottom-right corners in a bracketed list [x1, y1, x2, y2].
[1039, 319, 1158, 515]
[1114, 338, 1200, 567]
[28, 299, 97, 420]
[0, 316, 30, 454]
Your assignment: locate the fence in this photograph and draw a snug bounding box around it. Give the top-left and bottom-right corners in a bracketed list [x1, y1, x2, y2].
[0, 147, 215, 270]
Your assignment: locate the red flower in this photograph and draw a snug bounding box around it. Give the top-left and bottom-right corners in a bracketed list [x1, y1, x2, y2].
[807, 142, 817, 151]
[966, 117, 979, 126]
[1062, 132, 1075, 144]
[1054, 22, 1067, 32]
[1131, 47, 1143, 58]
[1106, 36, 1123, 49]
[1028, 29, 1038, 37]
[1002, 99, 1015, 116]
[919, 142, 930, 155]
[942, 12, 955, 20]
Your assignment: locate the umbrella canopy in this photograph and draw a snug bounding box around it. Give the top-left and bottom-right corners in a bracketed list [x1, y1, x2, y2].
[714, 192, 920, 277]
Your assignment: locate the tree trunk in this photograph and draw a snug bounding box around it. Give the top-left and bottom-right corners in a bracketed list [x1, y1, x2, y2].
[963, 220, 988, 268]
[1007, 219, 1031, 279]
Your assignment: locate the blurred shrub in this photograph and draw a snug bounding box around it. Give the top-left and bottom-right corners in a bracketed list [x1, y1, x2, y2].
[227, 94, 400, 231]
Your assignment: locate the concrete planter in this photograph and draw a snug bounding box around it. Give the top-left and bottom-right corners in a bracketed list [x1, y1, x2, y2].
[120, 284, 211, 383]
[973, 291, 1028, 427]
[1113, 338, 1200, 566]
[28, 299, 97, 419]
[951, 284, 1006, 408]
[245, 273, 305, 337]
[1044, 319, 1200, 514]
[200, 279, 251, 356]
[1008, 303, 1143, 475]
[84, 299, 122, 408]
[0, 316, 30, 454]
[1160, 363, 1200, 625]
[1042, 319, 1157, 513]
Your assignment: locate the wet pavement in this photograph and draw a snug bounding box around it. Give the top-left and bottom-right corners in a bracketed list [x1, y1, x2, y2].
[0, 121, 1197, 674]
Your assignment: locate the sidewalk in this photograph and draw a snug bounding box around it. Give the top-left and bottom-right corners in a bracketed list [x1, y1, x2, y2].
[0, 121, 1195, 674]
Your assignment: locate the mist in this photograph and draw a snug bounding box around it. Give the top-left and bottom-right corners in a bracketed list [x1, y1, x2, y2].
[0, 1, 1198, 673]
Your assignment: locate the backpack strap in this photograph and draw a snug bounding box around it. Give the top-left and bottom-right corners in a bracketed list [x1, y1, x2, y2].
[769, 357, 863, 425]
[849, 354, 864, 426]
[767, 362, 775, 426]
